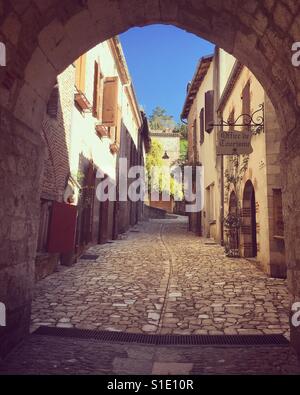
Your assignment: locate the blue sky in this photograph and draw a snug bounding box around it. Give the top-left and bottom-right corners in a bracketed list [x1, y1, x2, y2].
[120, 24, 214, 123]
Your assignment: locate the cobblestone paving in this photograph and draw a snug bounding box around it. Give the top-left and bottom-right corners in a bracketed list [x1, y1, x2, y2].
[31, 217, 290, 337]
[1, 335, 300, 375]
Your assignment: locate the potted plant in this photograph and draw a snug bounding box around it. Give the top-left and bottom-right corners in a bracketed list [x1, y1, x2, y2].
[224, 212, 241, 258]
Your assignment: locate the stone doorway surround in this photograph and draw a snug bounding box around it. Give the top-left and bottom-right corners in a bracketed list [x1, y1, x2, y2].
[1, 0, 300, 357]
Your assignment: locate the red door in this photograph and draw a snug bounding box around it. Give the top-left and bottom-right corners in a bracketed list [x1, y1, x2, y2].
[47, 202, 77, 253]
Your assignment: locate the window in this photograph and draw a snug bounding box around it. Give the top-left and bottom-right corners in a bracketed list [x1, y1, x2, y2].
[75, 54, 86, 93]
[205, 90, 214, 133]
[273, 189, 284, 238]
[200, 108, 204, 145]
[102, 77, 119, 127]
[47, 83, 59, 118]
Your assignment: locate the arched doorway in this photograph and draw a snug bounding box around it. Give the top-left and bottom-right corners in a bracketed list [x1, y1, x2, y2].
[1, 0, 300, 356]
[242, 181, 257, 258]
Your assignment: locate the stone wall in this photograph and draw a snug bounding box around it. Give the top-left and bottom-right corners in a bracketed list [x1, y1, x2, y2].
[144, 205, 167, 220]
[264, 94, 287, 278]
[0, 106, 44, 358]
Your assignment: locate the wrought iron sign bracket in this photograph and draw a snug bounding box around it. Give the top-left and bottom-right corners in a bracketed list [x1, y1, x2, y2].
[212, 103, 265, 135]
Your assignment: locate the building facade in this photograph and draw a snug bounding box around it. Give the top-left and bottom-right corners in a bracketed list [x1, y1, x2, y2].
[182, 48, 286, 278]
[149, 129, 181, 166]
[147, 129, 181, 213]
[220, 56, 286, 278]
[36, 37, 149, 281]
[181, 54, 221, 240]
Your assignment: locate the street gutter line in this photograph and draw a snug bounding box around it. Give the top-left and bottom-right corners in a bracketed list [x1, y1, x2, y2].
[157, 223, 174, 334]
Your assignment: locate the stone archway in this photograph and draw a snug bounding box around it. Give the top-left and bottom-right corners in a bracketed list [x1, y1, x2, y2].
[1, 0, 300, 356]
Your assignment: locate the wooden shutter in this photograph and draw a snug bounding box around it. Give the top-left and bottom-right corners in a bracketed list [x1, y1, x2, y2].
[75, 54, 86, 92]
[205, 90, 214, 133]
[273, 189, 284, 237]
[200, 108, 204, 145]
[193, 119, 197, 162]
[47, 84, 59, 118]
[102, 77, 118, 127]
[188, 122, 194, 161]
[47, 202, 77, 253]
[242, 80, 250, 130]
[93, 61, 100, 118]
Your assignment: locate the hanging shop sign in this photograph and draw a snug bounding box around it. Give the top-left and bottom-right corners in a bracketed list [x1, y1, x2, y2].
[216, 130, 253, 155]
[213, 104, 264, 156]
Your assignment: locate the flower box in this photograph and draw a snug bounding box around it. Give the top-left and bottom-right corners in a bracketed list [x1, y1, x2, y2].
[95, 124, 109, 138]
[74, 91, 92, 112]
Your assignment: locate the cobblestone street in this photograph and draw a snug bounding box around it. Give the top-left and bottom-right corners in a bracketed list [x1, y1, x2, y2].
[1, 217, 299, 375]
[31, 217, 290, 337]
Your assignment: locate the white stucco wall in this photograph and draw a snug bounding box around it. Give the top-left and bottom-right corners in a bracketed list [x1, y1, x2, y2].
[219, 48, 236, 98]
[188, 58, 221, 241]
[65, 39, 141, 183]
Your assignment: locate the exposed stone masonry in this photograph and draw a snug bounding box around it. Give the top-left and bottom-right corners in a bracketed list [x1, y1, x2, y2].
[1, 0, 300, 356]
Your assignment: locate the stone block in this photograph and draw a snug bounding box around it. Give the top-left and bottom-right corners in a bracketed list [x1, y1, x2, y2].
[35, 253, 59, 282]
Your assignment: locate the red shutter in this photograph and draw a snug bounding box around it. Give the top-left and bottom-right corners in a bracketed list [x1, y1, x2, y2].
[200, 108, 204, 145]
[193, 119, 197, 162]
[47, 202, 77, 253]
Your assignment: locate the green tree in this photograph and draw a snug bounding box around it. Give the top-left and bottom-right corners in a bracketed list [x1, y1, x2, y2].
[149, 106, 176, 130]
[173, 122, 188, 139]
[173, 122, 188, 163]
[146, 140, 183, 199]
[180, 139, 188, 161]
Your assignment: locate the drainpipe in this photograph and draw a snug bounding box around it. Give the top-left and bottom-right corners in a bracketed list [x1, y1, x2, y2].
[218, 111, 225, 247]
[214, 47, 224, 247]
[180, 117, 188, 125]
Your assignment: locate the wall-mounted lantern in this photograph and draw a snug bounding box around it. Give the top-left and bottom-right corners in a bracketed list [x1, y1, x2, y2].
[162, 151, 169, 160]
